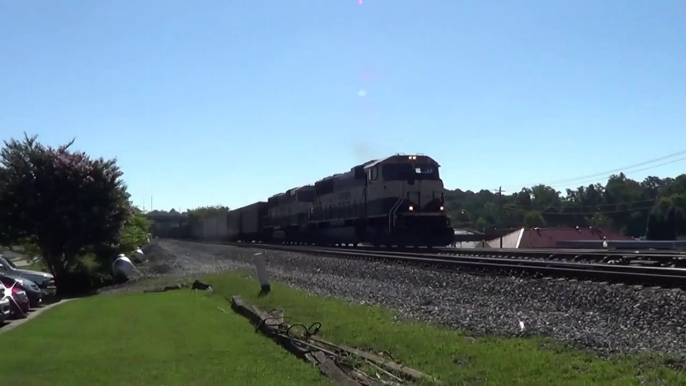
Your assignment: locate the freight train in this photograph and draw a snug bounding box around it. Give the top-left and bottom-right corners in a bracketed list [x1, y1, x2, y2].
[190, 154, 454, 247]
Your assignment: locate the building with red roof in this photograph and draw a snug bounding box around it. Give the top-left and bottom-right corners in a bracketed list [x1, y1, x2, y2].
[487, 227, 633, 249]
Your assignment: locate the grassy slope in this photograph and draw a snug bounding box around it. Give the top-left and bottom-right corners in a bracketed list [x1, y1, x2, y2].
[1, 269, 683, 385]
[206, 271, 686, 386]
[0, 290, 330, 386]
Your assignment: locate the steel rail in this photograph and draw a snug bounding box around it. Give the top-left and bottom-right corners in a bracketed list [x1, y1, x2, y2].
[177, 239, 686, 288]
[233, 242, 686, 265]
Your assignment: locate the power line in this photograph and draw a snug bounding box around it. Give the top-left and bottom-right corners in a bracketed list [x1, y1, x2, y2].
[507, 198, 658, 209]
[547, 149, 686, 185]
[452, 204, 655, 222]
[536, 205, 655, 216]
[497, 203, 655, 216]
[502, 149, 686, 190]
[451, 197, 661, 213]
[549, 156, 686, 190]
[564, 199, 657, 208]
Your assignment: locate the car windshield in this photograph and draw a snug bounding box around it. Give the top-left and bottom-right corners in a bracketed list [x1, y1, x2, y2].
[0, 255, 17, 269]
[382, 163, 440, 181]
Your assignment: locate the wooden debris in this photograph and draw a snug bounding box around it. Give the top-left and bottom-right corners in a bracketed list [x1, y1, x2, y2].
[143, 283, 188, 293]
[229, 295, 443, 386]
[191, 280, 212, 290]
[308, 335, 441, 384]
[231, 296, 311, 359]
[312, 351, 361, 386]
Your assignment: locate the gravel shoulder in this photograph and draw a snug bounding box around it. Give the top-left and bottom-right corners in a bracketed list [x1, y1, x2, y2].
[106, 239, 686, 358]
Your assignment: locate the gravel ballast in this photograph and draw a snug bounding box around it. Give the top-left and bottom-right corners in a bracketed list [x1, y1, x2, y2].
[121, 240, 686, 357]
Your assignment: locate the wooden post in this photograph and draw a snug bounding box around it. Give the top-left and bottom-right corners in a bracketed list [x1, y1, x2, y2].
[498, 186, 504, 248]
[254, 253, 270, 295]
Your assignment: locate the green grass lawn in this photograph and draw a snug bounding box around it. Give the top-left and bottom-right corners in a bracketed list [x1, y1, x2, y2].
[205, 271, 686, 386]
[2, 270, 684, 386]
[0, 290, 331, 386]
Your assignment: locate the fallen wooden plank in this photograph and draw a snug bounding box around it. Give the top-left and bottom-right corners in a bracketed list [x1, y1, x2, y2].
[143, 283, 188, 293]
[308, 335, 442, 385]
[229, 295, 443, 385]
[313, 352, 362, 386]
[230, 295, 270, 325]
[231, 296, 313, 359]
[230, 296, 363, 385]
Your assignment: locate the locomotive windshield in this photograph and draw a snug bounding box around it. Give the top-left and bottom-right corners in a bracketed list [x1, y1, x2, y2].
[382, 163, 439, 181]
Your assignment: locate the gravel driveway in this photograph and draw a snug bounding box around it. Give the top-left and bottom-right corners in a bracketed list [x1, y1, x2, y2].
[113, 239, 686, 358]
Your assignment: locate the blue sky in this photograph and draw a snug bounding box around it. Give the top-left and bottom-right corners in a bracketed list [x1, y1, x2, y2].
[2, 1, 686, 211]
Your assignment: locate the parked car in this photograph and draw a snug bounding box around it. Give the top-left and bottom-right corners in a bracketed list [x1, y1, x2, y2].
[0, 275, 42, 308]
[2, 283, 29, 319]
[0, 254, 55, 293]
[12, 290, 30, 318]
[0, 296, 10, 324]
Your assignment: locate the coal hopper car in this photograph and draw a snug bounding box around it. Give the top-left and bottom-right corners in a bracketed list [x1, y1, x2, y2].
[225, 202, 269, 243]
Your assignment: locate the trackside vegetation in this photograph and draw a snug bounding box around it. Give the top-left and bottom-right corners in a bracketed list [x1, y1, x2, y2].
[205, 271, 686, 385]
[2, 271, 684, 385]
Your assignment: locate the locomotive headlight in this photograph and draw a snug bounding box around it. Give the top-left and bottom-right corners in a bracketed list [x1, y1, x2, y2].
[440, 206, 444, 211]
[408, 206, 414, 211]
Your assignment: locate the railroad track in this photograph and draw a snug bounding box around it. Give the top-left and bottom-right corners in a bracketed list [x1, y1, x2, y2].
[434, 247, 686, 267]
[179, 239, 686, 288]
[232, 243, 686, 266]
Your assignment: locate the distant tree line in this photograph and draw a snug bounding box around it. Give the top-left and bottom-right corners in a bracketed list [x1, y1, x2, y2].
[186, 205, 230, 220]
[147, 206, 230, 220]
[144, 206, 230, 239]
[444, 173, 686, 240]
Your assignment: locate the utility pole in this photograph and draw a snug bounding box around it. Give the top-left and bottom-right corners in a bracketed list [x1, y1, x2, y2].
[151, 196, 153, 212]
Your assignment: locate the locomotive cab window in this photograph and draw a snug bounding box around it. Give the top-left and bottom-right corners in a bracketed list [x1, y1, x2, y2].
[369, 167, 378, 181]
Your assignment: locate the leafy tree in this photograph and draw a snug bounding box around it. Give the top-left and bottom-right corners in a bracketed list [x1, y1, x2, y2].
[530, 184, 561, 211]
[512, 188, 533, 211]
[118, 208, 152, 254]
[523, 211, 546, 227]
[186, 205, 230, 219]
[445, 171, 686, 240]
[588, 213, 610, 229]
[0, 134, 130, 290]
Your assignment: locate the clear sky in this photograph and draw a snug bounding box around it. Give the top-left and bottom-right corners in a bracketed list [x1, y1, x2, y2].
[2, 1, 686, 211]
